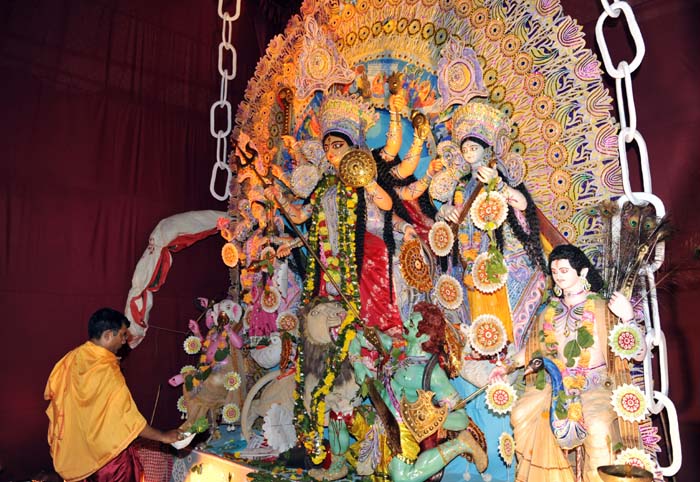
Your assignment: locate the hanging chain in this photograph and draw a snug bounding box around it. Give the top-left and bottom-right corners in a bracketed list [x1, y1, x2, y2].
[596, 1, 681, 476]
[209, 0, 241, 201]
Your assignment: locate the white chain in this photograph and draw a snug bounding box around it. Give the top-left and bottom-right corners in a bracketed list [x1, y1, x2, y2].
[209, 0, 241, 201]
[596, 2, 681, 476]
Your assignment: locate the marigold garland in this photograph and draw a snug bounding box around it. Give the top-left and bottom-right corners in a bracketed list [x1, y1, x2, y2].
[539, 295, 597, 423]
[295, 174, 361, 463]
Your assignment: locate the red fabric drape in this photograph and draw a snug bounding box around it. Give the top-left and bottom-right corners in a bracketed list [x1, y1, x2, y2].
[0, 0, 698, 480]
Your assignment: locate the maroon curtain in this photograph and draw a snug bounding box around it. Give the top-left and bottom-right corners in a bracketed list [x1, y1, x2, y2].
[1, 0, 698, 480]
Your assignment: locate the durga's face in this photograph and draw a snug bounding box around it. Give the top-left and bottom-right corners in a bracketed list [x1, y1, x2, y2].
[323, 134, 351, 169]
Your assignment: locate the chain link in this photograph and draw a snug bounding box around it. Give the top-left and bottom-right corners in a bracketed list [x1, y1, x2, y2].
[597, 1, 680, 475]
[209, 0, 240, 201]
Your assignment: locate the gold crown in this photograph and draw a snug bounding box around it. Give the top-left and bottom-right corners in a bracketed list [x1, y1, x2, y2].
[318, 92, 378, 146]
[452, 101, 510, 147]
[400, 390, 448, 443]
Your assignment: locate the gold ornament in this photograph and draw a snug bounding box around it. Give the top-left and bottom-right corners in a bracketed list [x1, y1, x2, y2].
[399, 239, 433, 293]
[338, 148, 376, 188]
[400, 390, 448, 443]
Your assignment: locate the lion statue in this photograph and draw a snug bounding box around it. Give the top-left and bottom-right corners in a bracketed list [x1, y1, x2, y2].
[241, 298, 359, 478]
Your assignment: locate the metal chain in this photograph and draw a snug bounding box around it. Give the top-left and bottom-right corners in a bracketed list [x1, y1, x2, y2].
[596, 1, 681, 476]
[209, 0, 241, 201]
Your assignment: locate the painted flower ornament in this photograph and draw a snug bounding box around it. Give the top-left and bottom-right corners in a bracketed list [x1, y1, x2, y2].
[471, 250, 508, 293]
[435, 274, 463, 310]
[261, 286, 281, 313]
[428, 221, 455, 256]
[222, 402, 241, 424]
[183, 336, 202, 355]
[486, 381, 518, 414]
[611, 384, 648, 423]
[614, 447, 656, 473]
[498, 432, 515, 466]
[470, 190, 508, 231]
[224, 371, 242, 391]
[469, 314, 507, 356]
[609, 322, 644, 360]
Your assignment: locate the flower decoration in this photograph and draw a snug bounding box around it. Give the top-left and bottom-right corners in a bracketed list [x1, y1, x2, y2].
[177, 396, 187, 415]
[261, 286, 281, 313]
[485, 381, 518, 414]
[609, 322, 644, 360]
[183, 336, 202, 355]
[471, 251, 508, 293]
[614, 447, 656, 473]
[222, 403, 241, 424]
[399, 239, 433, 293]
[224, 371, 242, 391]
[180, 365, 196, 375]
[470, 190, 508, 231]
[435, 274, 464, 310]
[221, 242, 239, 267]
[469, 314, 507, 356]
[428, 221, 455, 256]
[611, 384, 648, 422]
[263, 403, 297, 453]
[277, 311, 299, 332]
[498, 432, 515, 466]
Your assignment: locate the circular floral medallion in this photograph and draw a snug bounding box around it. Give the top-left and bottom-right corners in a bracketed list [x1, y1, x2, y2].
[483, 68, 498, 87]
[383, 19, 396, 34]
[549, 169, 571, 194]
[180, 364, 196, 375]
[222, 402, 241, 424]
[542, 118, 563, 143]
[486, 19, 505, 41]
[490, 85, 506, 104]
[221, 242, 239, 267]
[434, 28, 448, 46]
[609, 322, 644, 360]
[498, 432, 515, 466]
[553, 195, 574, 221]
[614, 448, 656, 473]
[435, 274, 463, 310]
[183, 336, 202, 355]
[177, 396, 187, 415]
[513, 52, 533, 74]
[421, 22, 435, 40]
[396, 18, 408, 33]
[485, 381, 518, 414]
[455, 0, 472, 18]
[305, 47, 333, 80]
[471, 7, 489, 29]
[224, 371, 242, 391]
[356, 0, 370, 13]
[500, 34, 521, 56]
[448, 62, 472, 93]
[408, 19, 422, 36]
[525, 72, 545, 96]
[470, 191, 508, 231]
[611, 384, 648, 422]
[261, 286, 281, 313]
[358, 25, 371, 40]
[546, 142, 569, 168]
[532, 94, 554, 119]
[399, 240, 433, 293]
[277, 311, 299, 331]
[428, 221, 455, 256]
[471, 251, 508, 293]
[470, 314, 507, 356]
